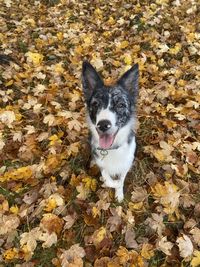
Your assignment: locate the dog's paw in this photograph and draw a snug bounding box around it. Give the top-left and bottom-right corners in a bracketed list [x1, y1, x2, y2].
[115, 187, 124, 202]
[101, 182, 107, 188]
[100, 176, 114, 188]
[103, 179, 117, 188]
[90, 159, 96, 168]
[100, 176, 105, 182]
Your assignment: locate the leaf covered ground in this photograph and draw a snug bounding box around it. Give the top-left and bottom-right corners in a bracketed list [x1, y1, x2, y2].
[0, 0, 200, 266]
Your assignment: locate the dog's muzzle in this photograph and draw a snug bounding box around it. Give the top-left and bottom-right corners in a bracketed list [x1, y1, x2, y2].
[96, 120, 118, 150]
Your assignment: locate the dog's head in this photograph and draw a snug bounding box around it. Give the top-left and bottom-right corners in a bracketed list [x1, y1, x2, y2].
[82, 61, 139, 149]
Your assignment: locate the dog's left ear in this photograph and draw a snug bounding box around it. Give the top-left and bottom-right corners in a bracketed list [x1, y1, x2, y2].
[117, 63, 139, 96]
[82, 61, 104, 101]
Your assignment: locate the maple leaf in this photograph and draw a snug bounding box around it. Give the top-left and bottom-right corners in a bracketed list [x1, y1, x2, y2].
[44, 193, 64, 212]
[151, 181, 180, 214]
[26, 52, 44, 65]
[13, 131, 22, 142]
[10, 205, 19, 214]
[116, 246, 130, 264]
[91, 226, 107, 248]
[94, 257, 111, 267]
[131, 187, 148, 202]
[190, 227, 200, 246]
[63, 214, 76, 230]
[191, 250, 200, 267]
[157, 236, 173, 256]
[125, 227, 138, 249]
[3, 248, 18, 261]
[141, 243, 154, 260]
[91, 57, 103, 70]
[43, 114, 56, 126]
[40, 213, 64, 235]
[20, 227, 41, 253]
[145, 140, 174, 162]
[0, 110, 16, 128]
[0, 166, 33, 182]
[38, 232, 57, 248]
[24, 125, 36, 135]
[176, 234, 193, 258]
[59, 244, 85, 267]
[107, 207, 122, 232]
[145, 213, 165, 236]
[76, 184, 90, 200]
[82, 176, 97, 192]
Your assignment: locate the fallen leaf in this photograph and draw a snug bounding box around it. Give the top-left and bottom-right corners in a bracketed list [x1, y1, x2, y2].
[176, 234, 193, 258]
[157, 236, 173, 256]
[191, 250, 200, 267]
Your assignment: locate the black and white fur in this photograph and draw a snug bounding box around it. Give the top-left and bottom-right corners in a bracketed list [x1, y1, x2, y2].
[82, 61, 139, 202]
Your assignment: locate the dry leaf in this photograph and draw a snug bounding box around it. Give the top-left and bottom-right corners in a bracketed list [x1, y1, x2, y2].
[157, 236, 173, 256]
[176, 234, 193, 258]
[191, 250, 200, 267]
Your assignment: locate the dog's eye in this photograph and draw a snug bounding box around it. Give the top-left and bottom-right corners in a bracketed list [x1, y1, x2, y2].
[92, 101, 99, 107]
[117, 103, 126, 108]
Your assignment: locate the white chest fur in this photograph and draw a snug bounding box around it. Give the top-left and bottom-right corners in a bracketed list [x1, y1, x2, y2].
[95, 136, 136, 177]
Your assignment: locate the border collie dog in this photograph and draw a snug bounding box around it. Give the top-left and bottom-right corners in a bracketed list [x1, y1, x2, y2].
[82, 61, 139, 202]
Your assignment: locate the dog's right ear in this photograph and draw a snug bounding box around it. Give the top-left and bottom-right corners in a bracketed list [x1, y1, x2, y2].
[82, 61, 104, 101]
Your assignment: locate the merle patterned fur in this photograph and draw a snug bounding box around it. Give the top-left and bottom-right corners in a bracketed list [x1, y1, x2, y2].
[82, 62, 139, 128]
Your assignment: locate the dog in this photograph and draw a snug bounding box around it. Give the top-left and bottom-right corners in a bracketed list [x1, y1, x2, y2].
[82, 61, 139, 202]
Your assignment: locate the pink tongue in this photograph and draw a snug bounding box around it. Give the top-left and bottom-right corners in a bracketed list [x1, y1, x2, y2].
[99, 134, 114, 149]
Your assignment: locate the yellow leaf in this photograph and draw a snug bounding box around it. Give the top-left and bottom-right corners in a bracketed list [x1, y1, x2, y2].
[84, 36, 93, 46]
[169, 43, 181, 55]
[92, 206, 100, 218]
[26, 18, 36, 27]
[141, 243, 154, 259]
[10, 205, 19, 214]
[116, 246, 129, 264]
[45, 198, 57, 212]
[57, 32, 63, 41]
[49, 134, 62, 146]
[44, 154, 65, 174]
[5, 80, 14, 87]
[107, 16, 115, 25]
[191, 250, 200, 267]
[75, 45, 83, 54]
[26, 52, 44, 65]
[112, 60, 121, 67]
[21, 244, 33, 261]
[129, 201, 144, 211]
[0, 166, 33, 182]
[119, 40, 129, 49]
[54, 63, 65, 74]
[91, 178, 97, 192]
[92, 227, 107, 247]
[124, 54, 132, 65]
[82, 176, 97, 192]
[153, 149, 165, 161]
[3, 248, 18, 261]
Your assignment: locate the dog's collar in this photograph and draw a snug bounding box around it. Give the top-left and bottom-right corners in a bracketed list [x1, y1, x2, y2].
[97, 144, 120, 151]
[94, 145, 120, 157]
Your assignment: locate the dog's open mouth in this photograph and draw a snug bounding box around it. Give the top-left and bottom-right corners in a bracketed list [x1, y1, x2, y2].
[98, 131, 118, 150]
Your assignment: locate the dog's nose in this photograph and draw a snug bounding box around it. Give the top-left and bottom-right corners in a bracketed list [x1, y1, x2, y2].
[97, 120, 111, 132]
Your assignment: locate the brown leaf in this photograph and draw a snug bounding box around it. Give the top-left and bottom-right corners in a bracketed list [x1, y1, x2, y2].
[40, 213, 64, 235]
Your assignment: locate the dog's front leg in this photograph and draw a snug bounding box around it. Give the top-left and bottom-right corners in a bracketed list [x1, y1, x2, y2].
[100, 170, 121, 188]
[101, 170, 126, 202]
[115, 173, 127, 202]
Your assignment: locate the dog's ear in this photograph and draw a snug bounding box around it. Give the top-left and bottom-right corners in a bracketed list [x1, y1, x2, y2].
[117, 63, 139, 96]
[82, 61, 104, 101]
